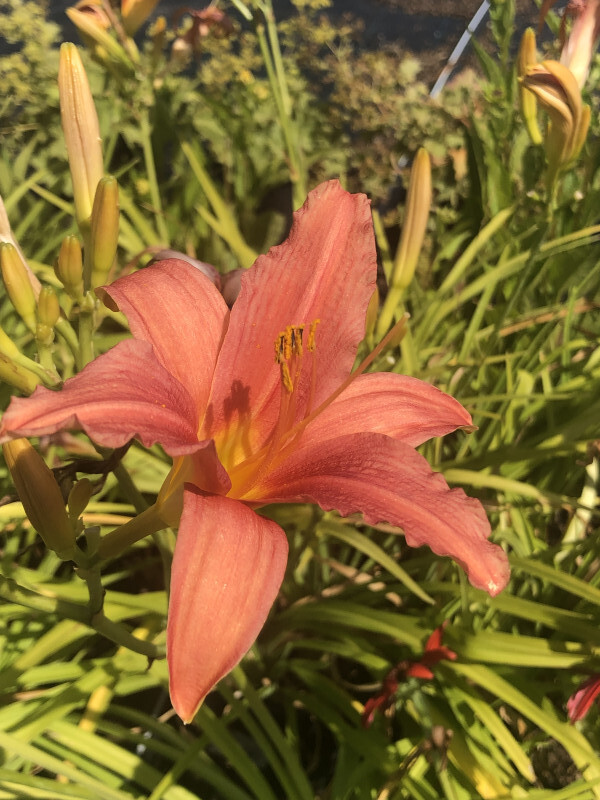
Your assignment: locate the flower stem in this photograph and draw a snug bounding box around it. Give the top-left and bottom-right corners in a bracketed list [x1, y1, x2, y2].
[96, 503, 167, 561]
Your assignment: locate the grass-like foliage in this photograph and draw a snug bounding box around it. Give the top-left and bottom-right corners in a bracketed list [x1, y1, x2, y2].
[0, 0, 599, 797]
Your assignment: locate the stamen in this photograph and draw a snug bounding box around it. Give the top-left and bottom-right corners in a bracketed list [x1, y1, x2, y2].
[307, 319, 320, 351]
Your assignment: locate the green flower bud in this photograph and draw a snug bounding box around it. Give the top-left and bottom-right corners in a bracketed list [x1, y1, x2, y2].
[0, 352, 40, 394]
[68, 478, 94, 524]
[37, 287, 61, 329]
[56, 235, 84, 299]
[518, 29, 543, 146]
[36, 287, 61, 347]
[0, 242, 38, 333]
[89, 176, 119, 288]
[3, 439, 75, 557]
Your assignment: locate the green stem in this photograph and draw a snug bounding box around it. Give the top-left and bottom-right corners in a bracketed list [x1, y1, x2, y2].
[254, 10, 305, 205]
[97, 503, 167, 560]
[54, 316, 82, 368]
[140, 110, 169, 245]
[0, 572, 165, 660]
[9, 348, 60, 387]
[92, 611, 165, 659]
[112, 460, 175, 577]
[36, 341, 55, 373]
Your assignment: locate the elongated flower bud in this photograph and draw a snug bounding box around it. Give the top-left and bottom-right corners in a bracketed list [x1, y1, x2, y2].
[89, 176, 119, 288]
[56, 235, 85, 299]
[3, 438, 75, 557]
[0, 195, 41, 297]
[68, 478, 93, 523]
[0, 242, 37, 333]
[58, 42, 104, 228]
[36, 287, 61, 347]
[66, 8, 138, 68]
[0, 325, 23, 363]
[518, 29, 542, 145]
[391, 148, 431, 291]
[0, 352, 40, 394]
[122, 0, 160, 36]
[522, 60, 586, 185]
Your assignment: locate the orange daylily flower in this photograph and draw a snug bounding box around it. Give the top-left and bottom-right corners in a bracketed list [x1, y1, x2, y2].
[0, 181, 509, 722]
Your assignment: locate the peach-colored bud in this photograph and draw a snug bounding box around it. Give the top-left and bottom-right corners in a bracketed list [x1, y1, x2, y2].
[66, 8, 138, 68]
[522, 60, 587, 184]
[58, 42, 104, 227]
[3, 439, 75, 557]
[121, 0, 160, 36]
[392, 148, 431, 291]
[0, 242, 38, 333]
[89, 176, 119, 288]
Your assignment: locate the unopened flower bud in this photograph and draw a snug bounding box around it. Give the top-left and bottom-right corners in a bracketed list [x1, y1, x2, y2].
[56, 235, 85, 299]
[58, 42, 104, 228]
[522, 60, 586, 185]
[518, 29, 542, 145]
[3, 439, 75, 557]
[37, 287, 61, 328]
[66, 8, 138, 67]
[122, 0, 160, 36]
[68, 477, 94, 523]
[89, 176, 119, 288]
[36, 287, 61, 347]
[0, 243, 38, 333]
[0, 353, 40, 394]
[392, 148, 431, 291]
[0, 325, 23, 363]
[0, 195, 41, 297]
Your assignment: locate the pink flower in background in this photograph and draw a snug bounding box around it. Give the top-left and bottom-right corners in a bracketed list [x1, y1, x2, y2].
[541, 0, 600, 86]
[0, 181, 509, 722]
[567, 675, 600, 721]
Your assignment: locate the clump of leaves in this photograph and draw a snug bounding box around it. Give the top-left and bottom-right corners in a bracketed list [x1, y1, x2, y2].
[0, 0, 61, 149]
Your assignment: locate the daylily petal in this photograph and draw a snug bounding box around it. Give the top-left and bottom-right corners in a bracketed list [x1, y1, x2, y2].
[250, 432, 509, 596]
[99, 259, 228, 413]
[0, 340, 202, 454]
[206, 180, 377, 448]
[167, 490, 289, 722]
[303, 373, 474, 448]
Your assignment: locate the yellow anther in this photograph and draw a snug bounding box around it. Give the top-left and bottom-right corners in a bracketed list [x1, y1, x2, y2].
[307, 319, 320, 351]
[283, 328, 293, 360]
